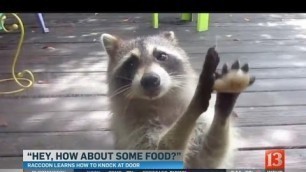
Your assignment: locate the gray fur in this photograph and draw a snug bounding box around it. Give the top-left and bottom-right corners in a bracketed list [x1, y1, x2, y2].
[100, 31, 255, 169]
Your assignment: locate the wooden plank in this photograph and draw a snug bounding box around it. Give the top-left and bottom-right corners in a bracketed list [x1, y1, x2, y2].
[18, 13, 156, 26]
[1, 106, 306, 132]
[0, 98, 305, 149]
[236, 106, 306, 127]
[1, 103, 306, 132]
[180, 41, 306, 54]
[1, 74, 305, 97]
[0, 67, 304, 93]
[235, 149, 306, 169]
[246, 78, 306, 92]
[211, 13, 306, 21]
[239, 125, 306, 149]
[3, 39, 306, 54]
[18, 13, 306, 23]
[237, 91, 306, 107]
[236, 105, 306, 113]
[240, 68, 306, 79]
[1, 45, 306, 73]
[0, 131, 114, 156]
[0, 157, 22, 169]
[16, 13, 306, 29]
[0, 72, 108, 96]
[1, 91, 306, 112]
[19, 28, 306, 44]
[3, 40, 306, 60]
[191, 52, 306, 70]
[2, 13, 306, 46]
[0, 97, 109, 113]
[1, 52, 305, 74]
[2, 66, 306, 81]
[3, 25, 306, 45]
[0, 64, 305, 79]
[1, 125, 306, 157]
[0, 56, 108, 73]
[16, 17, 306, 32]
[0, 111, 111, 133]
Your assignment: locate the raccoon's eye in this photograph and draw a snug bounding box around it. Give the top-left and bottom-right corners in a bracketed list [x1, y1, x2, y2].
[126, 54, 138, 67]
[156, 52, 169, 61]
[128, 61, 135, 67]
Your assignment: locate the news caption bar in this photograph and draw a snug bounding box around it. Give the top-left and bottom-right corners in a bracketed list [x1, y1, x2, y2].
[20, 169, 284, 172]
[23, 150, 183, 171]
[22, 150, 284, 172]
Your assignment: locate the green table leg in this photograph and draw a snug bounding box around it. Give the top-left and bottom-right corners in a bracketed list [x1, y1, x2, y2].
[0, 13, 4, 31]
[153, 13, 159, 29]
[181, 13, 192, 21]
[197, 13, 209, 32]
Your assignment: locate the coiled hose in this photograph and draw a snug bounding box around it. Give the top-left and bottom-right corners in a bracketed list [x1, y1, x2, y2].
[0, 13, 35, 95]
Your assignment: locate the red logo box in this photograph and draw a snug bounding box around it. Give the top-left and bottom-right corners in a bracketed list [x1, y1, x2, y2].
[265, 149, 285, 170]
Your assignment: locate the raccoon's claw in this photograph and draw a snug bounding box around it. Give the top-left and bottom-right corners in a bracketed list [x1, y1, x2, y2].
[249, 76, 256, 86]
[191, 47, 221, 115]
[222, 63, 229, 74]
[241, 63, 249, 72]
[231, 60, 240, 70]
[213, 61, 255, 93]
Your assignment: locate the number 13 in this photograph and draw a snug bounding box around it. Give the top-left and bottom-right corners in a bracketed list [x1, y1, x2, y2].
[267, 152, 283, 167]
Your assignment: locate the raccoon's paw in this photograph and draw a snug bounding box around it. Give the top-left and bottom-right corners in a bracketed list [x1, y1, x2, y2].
[202, 47, 220, 76]
[213, 60, 255, 93]
[198, 47, 220, 88]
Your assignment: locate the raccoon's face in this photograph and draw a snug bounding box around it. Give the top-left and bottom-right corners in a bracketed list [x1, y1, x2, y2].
[101, 31, 191, 100]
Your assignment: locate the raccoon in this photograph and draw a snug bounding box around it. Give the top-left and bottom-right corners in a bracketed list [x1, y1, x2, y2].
[100, 31, 255, 169]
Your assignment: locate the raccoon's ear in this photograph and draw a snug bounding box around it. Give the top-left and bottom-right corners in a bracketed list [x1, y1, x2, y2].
[161, 31, 178, 45]
[100, 33, 120, 58]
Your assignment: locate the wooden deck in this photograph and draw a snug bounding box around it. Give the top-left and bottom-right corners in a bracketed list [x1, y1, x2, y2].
[1, 13, 306, 170]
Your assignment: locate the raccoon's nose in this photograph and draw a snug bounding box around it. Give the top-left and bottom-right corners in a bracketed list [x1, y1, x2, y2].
[141, 73, 161, 90]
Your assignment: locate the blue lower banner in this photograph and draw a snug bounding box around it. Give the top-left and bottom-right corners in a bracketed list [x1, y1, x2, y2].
[76, 170, 227, 172]
[23, 170, 228, 172]
[22, 170, 270, 172]
[73, 170, 226, 172]
[23, 161, 184, 169]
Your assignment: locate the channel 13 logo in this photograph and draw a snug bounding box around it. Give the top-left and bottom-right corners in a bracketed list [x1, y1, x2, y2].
[265, 149, 285, 170]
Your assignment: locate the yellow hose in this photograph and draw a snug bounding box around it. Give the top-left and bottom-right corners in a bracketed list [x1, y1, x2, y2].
[0, 13, 35, 95]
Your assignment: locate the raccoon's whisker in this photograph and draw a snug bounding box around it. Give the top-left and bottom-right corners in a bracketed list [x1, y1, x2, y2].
[170, 75, 197, 79]
[124, 90, 132, 99]
[109, 88, 130, 99]
[123, 94, 133, 115]
[171, 81, 186, 88]
[124, 89, 133, 99]
[169, 86, 182, 95]
[110, 85, 130, 95]
[109, 85, 131, 98]
[126, 89, 136, 99]
[171, 74, 189, 76]
[173, 75, 196, 78]
[169, 88, 176, 94]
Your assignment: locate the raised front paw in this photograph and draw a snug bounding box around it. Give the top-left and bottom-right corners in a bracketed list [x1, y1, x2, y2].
[190, 47, 220, 115]
[213, 60, 255, 93]
[201, 47, 220, 79]
[198, 47, 220, 87]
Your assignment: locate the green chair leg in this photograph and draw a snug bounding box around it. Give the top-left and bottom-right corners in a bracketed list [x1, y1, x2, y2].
[0, 13, 4, 31]
[181, 13, 192, 21]
[153, 13, 159, 29]
[152, 13, 209, 31]
[197, 13, 209, 32]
